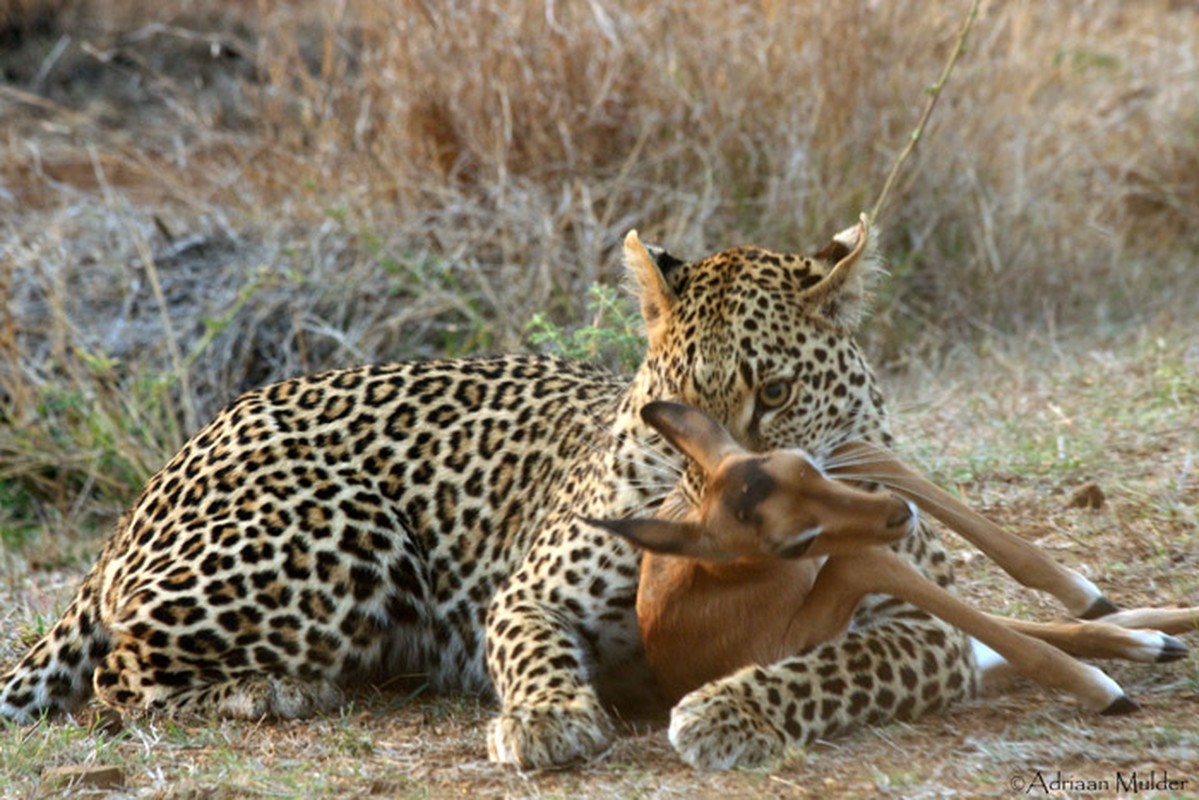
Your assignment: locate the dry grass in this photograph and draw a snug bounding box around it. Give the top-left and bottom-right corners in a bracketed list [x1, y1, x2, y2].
[2, 0, 1197, 535]
[1, 0, 1198, 795]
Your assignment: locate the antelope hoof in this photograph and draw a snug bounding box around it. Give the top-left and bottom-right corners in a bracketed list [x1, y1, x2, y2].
[1080, 596, 1120, 620]
[1100, 695, 1140, 716]
[1157, 634, 1188, 663]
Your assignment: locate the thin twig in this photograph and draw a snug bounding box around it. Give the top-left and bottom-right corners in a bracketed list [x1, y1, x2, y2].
[0, 85, 89, 122]
[869, 0, 982, 227]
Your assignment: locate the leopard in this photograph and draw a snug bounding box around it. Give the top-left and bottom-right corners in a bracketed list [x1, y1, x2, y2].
[0, 216, 978, 771]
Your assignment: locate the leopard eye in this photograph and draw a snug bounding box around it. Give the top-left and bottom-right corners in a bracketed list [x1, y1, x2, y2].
[757, 380, 791, 409]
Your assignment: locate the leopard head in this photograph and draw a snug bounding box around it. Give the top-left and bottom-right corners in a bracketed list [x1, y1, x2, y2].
[626, 215, 891, 456]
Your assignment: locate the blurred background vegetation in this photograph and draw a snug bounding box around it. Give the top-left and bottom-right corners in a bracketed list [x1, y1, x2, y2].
[1, 0, 1197, 547]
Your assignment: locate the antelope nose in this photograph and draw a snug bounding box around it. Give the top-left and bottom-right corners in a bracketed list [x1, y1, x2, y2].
[887, 502, 914, 529]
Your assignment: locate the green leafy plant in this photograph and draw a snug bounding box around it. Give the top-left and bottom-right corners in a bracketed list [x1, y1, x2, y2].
[527, 284, 646, 372]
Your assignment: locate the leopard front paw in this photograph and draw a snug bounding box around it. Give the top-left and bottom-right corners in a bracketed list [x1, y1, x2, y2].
[487, 695, 615, 770]
[669, 682, 785, 771]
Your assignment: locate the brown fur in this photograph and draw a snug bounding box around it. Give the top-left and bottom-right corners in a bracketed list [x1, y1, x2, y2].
[591, 400, 913, 703]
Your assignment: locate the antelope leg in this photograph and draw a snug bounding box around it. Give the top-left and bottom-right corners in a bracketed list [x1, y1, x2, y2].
[832, 442, 1114, 619]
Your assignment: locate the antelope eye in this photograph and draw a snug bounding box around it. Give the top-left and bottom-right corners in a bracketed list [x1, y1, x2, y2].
[757, 380, 791, 409]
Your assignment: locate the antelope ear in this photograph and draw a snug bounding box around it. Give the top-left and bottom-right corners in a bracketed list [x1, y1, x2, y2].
[624, 230, 676, 349]
[640, 401, 745, 475]
[799, 213, 882, 330]
[583, 516, 718, 558]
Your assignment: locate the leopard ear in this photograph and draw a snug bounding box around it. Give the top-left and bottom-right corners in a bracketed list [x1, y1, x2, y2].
[624, 230, 676, 349]
[799, 214, 882, 330]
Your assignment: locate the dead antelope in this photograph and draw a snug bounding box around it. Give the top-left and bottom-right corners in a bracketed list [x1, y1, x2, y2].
[588, 401, 1196, 709]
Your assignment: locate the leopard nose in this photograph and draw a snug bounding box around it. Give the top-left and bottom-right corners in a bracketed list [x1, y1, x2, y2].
[886, 502, 914, 529]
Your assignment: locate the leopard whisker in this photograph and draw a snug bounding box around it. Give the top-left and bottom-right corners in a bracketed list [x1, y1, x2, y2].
[573, 429, 682, 484]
